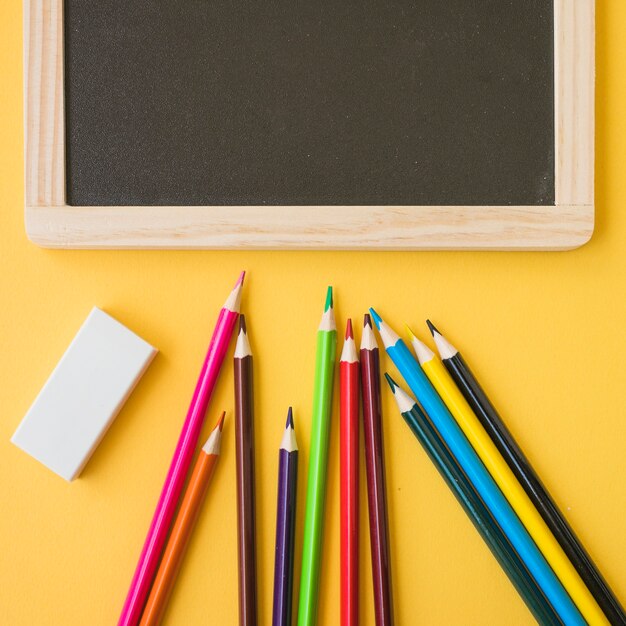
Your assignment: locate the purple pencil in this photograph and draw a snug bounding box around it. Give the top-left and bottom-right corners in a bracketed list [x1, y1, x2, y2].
[360, 315, 394, 626]
[272, 408, 299, 626]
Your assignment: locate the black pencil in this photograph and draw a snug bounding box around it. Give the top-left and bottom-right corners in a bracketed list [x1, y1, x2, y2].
[427, 320, 626, 626]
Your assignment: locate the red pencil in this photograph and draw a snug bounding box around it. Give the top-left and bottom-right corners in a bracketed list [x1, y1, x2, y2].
[340, 319, 359, 626]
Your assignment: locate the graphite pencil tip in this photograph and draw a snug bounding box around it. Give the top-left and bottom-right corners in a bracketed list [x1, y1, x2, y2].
[363, 313, 372, 328]
[426, 319, 440, 336]
[345, 318, 354, 339]
[384, 372, 398, 392]
[325, 286, 333, 311]
[239, 314, 247, 334]
[369, 307, 382, 329]
[286, 406, 294, 429]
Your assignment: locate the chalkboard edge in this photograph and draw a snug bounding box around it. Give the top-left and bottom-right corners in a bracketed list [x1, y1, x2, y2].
[24, 204, 594, 251]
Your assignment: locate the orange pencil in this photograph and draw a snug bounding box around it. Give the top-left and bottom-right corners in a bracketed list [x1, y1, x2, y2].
[139, 413, 225, 626]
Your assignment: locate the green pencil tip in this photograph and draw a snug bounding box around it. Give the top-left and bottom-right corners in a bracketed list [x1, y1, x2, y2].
[324, 286, 333, 311]
[384, 372, 398, 392]
[369, 308, 382, 329]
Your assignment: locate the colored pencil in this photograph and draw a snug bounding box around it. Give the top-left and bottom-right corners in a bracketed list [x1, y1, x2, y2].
[360, 314, 394, 626]
[384, 376, 562, 626]
[428, 320, 626, 626]
[369, 308, 585, 625]
[118, 272, 244, 626]
[139, 413, 226, 626]
[340, 319, 359, 626]
[297, 287, 337, 626]
[234, 315, 258, 626]
[408, 329, 609, 626]
[272, 408, 299, 626]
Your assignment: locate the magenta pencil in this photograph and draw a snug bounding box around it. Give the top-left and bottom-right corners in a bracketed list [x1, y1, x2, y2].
[118, 272, 244, 626]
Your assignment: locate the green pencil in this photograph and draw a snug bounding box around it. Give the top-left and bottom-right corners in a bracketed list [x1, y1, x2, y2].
[297, 287, 337, 626]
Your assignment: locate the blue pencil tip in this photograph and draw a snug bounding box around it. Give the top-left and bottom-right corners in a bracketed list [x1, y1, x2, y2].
[286, 407, 294, 429]
[369, 307, 382, 329]
[384, 372, 398, 391]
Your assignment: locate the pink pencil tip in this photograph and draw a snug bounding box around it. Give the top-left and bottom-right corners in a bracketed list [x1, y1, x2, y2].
[235, 271, 246, 287]
[217, 411, 226, 431]
[345, 318, 353, 339]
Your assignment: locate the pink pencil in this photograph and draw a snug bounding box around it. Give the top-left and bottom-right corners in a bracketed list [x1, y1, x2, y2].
[118, 272, 244, 626]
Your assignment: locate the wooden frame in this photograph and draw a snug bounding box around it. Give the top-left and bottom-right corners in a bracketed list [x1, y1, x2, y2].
[23, 0, 594, 250]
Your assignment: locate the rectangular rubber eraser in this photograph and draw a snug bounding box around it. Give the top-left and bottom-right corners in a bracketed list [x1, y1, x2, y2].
[11, 307, 157, 481]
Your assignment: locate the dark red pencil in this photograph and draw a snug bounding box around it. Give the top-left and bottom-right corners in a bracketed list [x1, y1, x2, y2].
[340, 319, 359, 626]
[360, 314, 394, 626]
[234, 315, 257, 626]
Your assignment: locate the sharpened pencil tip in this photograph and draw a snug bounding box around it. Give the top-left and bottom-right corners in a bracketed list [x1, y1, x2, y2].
[384, 372, 398, 391]
[324, 286, 333, 311]
[426, 319, 439, 336]
[369, 308, 382, 329]
[286, 407, 294, 429]
[405, 324, 417, 341]
[217, 411, 226, 431]
[239, 314, 247, 334]
[235, 271, 246, 287]
[345, 318, 353, 339]
[363, 313, 372, 328]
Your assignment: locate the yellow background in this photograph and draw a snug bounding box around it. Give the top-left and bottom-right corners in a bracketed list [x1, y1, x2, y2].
[1, 2, 624, 624]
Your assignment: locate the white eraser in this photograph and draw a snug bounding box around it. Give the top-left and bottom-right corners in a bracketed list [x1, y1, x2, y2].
[11, 307, 157, 481]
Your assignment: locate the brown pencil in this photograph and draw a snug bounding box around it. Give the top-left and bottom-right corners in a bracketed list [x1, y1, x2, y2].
[234, 315, 257, 626]
[360, 314, 394, 626]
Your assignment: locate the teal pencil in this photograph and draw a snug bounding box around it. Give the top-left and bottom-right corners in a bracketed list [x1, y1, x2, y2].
[385, 374, 561, 626]
[297, 287, 337, 626]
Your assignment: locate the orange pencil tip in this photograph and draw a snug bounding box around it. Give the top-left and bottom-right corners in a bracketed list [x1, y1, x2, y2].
[217, 411, 226, 431]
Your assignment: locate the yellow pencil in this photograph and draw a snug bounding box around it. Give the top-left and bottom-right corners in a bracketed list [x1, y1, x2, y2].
[407, 328, 610, 626]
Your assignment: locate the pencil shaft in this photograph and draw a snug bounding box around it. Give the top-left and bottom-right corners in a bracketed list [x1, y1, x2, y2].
[360, 348, 393, 626]
[272, 448, 298, 626]
[139, 451, 219, 626]
[298, 327, 337, 626]
[118, 292, 239, 626]
[378, 328, 584, 624]
[340, 357, 359, 626]
[445, 351, 626, 626]
[398, 403, 562, 626]
[420, 353, 608, 625]
[235, 353, 257, 626]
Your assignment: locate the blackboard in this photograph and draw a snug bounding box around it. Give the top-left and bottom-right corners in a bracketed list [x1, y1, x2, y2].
[24, 1, 594, 249]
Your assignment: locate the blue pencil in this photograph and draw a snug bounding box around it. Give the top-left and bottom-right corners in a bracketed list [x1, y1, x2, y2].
[369, 308, 585, 626]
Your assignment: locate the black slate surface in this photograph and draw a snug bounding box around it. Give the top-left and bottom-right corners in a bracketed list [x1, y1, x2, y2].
[64, 1, 554, 206]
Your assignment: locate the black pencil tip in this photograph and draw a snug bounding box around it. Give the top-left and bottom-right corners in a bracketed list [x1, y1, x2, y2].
[363, 313, 372, 328]
[239, 314, 247, 334]
[384, 372, 398, 392]
[426, 319, 440, 336]
[286, 406, 294, 429]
